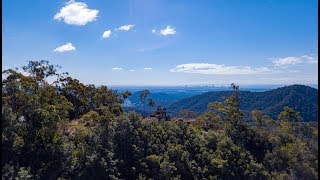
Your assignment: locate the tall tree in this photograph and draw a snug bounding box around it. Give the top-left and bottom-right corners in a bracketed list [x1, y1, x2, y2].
[148, 98, 155, 108]
[122, 90, 132, 101]
[278, 106, 303, 133]
[139, 89, 150, 114]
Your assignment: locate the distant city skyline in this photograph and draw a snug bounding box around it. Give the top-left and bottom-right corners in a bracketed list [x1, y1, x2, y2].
[2, 0, 318, 85]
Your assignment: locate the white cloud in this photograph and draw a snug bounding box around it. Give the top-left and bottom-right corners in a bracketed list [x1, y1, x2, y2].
[102, 30, 112, 38]
[54, 0, 98, 26]
[170, 63, 270, 75]
[152, 29, 156, 33]
[129, 70, 135, 72]
[144, 67, 153, 70]
[272, 54, 318, 66]
[53, 43, 76, 52]
[301, 55, 318, 64]
[160, 26, 176, 35]
[116, 24, 135, 31]
[272, 57, 302, 66]
[112, 67, 123, 70]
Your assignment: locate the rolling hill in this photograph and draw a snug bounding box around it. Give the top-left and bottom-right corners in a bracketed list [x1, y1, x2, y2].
[125, 91, 197, 108]
[167, 84, 318, 121]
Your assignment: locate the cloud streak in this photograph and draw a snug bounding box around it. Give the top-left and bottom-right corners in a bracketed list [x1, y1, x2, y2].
[53, 43, 76, 52]
[301, 55, 318, 64]
[116, 24, 135, 31]
[272, 57, 302, 66]
[272, 54, 318, 66]
[170, 63, 270, 75]
[112, 67, 123, 70]
[54, 0, 98, 26]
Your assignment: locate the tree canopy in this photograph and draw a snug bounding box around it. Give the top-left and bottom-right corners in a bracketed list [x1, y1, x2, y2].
[2, 61, 318, 179]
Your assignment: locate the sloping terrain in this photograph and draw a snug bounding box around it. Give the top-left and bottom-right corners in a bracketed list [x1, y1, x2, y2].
[167, 85, 318, 121]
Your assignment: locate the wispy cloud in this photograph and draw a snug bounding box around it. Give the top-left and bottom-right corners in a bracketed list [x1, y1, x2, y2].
[112, 67, 123, 70]
[102, 30, 112, 38]
[129, 70, 135, 72]
[116, 24, 135, 31]
[54, 0, 98, 26]
[289, 70, 301, 73]
[160, 26, 176, 36]
[144, 67, 153, 70]
[272, 57, 302, 66]
[152, 29, 156, 33]
[272, 54, 318, 66]
[301, 55, 318, 64]
[170, 63, 270, 75]
[53, 43, 76, 52]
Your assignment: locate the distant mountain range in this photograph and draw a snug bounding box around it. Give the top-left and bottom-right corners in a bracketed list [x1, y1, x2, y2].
[167, 85, 318, 121]
[126, 91, 190, 108]
[123, 86, 272, 108]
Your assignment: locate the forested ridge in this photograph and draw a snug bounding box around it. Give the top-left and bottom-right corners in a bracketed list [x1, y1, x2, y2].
[2, 61, 318, 179]
[168, 85, 318, 122]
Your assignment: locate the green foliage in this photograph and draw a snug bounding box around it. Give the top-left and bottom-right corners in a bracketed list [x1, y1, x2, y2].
[168, 84, 318, 122]
[121, 90, 132, 100]
[251, 110, 272, 128]
[278, 106, 303, 122]
[148, 98, 155, 108]
[2, 62, 318, 179]
[152, 105, 170, 120]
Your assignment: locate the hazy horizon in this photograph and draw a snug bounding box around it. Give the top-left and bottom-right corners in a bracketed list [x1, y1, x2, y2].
[108, 83, 318, 87]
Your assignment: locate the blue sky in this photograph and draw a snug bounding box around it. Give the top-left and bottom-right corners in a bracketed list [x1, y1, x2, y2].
[2, 0, 318, 86]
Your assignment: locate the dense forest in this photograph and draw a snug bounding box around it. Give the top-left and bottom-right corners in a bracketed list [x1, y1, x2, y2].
[2, 61, 318, 179]
[168, 85, 318, 122]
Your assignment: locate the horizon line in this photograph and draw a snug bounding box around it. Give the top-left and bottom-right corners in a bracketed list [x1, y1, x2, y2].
[105, 83, 318, 87]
